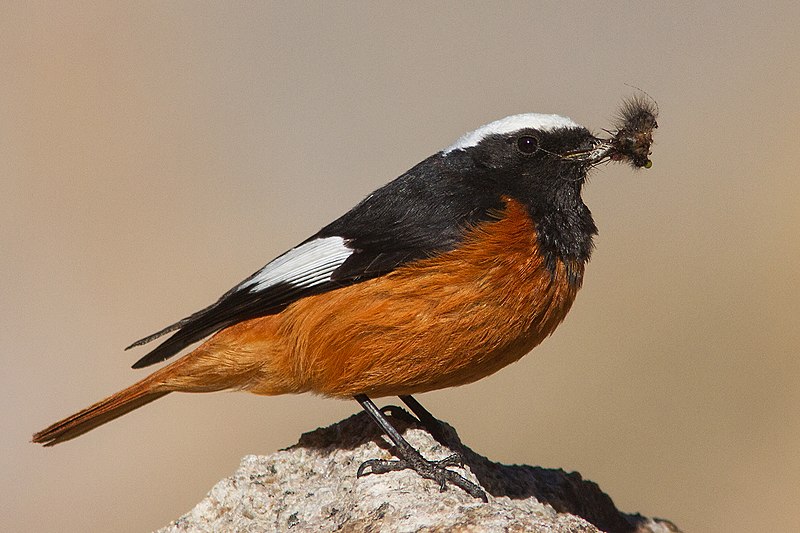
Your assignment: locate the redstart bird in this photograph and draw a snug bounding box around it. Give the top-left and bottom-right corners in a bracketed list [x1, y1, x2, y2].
[32, 97, 657, 501]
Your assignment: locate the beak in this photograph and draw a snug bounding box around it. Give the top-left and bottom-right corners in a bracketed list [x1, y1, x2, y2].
[561, 137, 614, 164]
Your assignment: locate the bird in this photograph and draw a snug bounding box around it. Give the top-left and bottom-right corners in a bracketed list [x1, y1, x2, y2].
[32, 99, 657, 501]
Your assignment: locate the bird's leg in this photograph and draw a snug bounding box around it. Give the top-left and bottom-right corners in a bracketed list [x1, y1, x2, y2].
[354, 394, 487, 502]
[385, 396, 464, 468]
[399, 394, 450, 445]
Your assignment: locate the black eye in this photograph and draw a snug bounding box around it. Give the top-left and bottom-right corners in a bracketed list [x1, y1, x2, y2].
[516, 135, 539, 154]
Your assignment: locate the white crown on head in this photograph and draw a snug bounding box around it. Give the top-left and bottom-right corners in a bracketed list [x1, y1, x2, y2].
[444, 113, 581, 154]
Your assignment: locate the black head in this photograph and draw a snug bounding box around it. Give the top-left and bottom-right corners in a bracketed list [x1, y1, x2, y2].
[443, 113, 603, 203]
[442, 114, 603, 276]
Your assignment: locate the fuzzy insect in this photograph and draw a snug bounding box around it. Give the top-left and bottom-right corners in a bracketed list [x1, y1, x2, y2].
[560, 94, 658, 169]
[605, 94, 659, 169]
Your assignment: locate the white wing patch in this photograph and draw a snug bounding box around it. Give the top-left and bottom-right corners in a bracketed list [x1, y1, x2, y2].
[242, 236, 353, 293]
[443, 113, 581, 154]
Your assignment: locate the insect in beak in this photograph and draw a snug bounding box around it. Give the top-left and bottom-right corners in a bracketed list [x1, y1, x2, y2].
[562, 138, 616, 164]
[564, 95, 658, 169]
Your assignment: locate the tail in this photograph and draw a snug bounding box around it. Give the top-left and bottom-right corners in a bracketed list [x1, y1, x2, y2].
[33, 316, 283, 446]
[32, 377, 170, 447]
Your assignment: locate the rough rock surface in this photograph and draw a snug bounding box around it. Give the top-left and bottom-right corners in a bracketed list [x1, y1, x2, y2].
[158, 410, 680, 533]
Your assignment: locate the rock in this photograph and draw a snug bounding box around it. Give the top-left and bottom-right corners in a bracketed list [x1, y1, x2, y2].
[158, 410, 680, 533]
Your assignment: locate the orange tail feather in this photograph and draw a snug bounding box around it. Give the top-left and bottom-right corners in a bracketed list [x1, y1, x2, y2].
[32, 379, 169, 447]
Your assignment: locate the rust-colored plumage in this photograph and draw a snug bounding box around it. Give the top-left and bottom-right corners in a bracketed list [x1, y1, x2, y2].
[32, 199, 579, 446]
[251, 198, 580, 397]
[32, 103, 655, 503]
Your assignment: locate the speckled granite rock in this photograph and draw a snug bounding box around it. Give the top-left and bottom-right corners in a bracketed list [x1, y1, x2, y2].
[157, 410, 680, 533]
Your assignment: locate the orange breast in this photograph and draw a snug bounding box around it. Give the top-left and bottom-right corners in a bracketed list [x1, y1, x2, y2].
[216, 197, 585, 398]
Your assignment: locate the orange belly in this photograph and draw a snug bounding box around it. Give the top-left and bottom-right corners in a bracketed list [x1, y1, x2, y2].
[183, 198, 583, 398]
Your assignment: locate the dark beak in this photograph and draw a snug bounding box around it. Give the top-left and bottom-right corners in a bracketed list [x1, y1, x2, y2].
[561, 137, 614, 164]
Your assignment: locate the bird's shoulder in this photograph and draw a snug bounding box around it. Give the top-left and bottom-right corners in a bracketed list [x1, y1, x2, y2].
[129, 152, 505, 368]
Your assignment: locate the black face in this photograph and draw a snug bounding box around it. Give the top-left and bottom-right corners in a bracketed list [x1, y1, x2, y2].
[467, 126, 596, 176]
[455, 126, 599, 279]
[462, 126, 598, 205]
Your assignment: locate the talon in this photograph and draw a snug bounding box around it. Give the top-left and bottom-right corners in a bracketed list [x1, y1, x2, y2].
[358, 458, 407, 477]
[357, 459, 378, 477]
[355, 395, 487, 501]
[437, 453, 464, 468]
[356, 453, 486, 501]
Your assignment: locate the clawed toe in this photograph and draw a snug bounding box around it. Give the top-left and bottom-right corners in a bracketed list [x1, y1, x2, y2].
[357, 458, 407, 477]
[356, 452, 486, 502]
[436, 453, 464, 469]
[355, 394, 488, 502]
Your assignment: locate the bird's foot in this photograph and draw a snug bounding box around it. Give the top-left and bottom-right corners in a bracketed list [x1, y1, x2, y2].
[357, 450, 487, 502]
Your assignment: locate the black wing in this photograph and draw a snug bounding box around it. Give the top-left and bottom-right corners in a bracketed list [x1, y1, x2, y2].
[128, 236, 354, 368]
[129, 151, 503, 369]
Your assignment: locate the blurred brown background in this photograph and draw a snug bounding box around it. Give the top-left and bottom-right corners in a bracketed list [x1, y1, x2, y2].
[3, 2, 799, 532]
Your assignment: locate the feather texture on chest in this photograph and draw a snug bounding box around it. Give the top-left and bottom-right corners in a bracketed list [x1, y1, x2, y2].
[229, 198, 583, 398]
